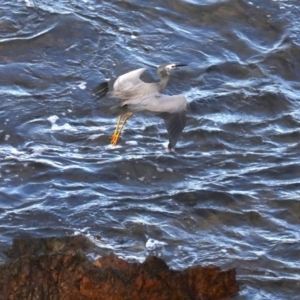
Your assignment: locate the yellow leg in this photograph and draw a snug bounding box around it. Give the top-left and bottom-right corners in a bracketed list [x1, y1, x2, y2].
[112, 115, 122, 136]
[118, 112, 133, 135]
[110, 115, 122, 146]
[110, 112, 133, 146]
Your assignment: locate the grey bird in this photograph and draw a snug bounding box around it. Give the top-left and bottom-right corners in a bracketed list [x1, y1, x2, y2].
[93, 63, 188, 150]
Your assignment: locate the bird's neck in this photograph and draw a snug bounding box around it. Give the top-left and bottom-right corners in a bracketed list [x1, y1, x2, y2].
[158, 75, 170, 92]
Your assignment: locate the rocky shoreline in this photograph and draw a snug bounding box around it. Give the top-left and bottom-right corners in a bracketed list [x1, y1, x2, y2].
[0, 235, 239, 300]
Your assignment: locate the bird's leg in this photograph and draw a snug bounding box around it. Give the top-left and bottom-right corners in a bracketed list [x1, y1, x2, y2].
[118, 112, 133, 136]
[110, 115, 122, 146]
[110, 112, 133, 146]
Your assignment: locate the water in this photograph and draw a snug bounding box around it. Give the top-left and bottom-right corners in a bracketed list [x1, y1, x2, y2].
[1, 0, 300, 298]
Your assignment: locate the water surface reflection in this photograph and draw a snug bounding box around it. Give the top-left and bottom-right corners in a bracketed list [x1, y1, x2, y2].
[0, 0, 300, 299]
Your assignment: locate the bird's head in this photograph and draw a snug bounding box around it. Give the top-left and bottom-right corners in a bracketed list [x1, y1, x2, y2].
[158, 63, 187, 76]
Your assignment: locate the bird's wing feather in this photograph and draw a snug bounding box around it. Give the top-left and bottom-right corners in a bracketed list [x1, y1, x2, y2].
[93, 68, 149, 101]
[92, 81, 109, 99]
[113, 68, 147, 92]
[160, 111, 186, 150]
[125, 94, 187, 114]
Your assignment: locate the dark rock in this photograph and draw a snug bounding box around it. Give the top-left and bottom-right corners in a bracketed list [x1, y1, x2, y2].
[0, 236, 239, 300]
[5, 235, 94, 258]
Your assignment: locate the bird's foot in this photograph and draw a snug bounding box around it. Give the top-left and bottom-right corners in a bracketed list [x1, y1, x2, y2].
[110, 134, 119, 146]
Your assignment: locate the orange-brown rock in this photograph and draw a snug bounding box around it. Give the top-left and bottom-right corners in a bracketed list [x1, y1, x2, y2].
[0, 236, 239, 300]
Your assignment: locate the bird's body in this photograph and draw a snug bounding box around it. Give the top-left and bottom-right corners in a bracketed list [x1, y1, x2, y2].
[93, 63, 188, 150]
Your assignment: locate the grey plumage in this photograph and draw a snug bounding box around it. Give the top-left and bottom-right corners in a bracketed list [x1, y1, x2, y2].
[93, 63, 188, 150]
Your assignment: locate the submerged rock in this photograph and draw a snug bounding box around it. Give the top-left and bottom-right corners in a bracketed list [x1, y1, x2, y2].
[0, 235, 239, 300]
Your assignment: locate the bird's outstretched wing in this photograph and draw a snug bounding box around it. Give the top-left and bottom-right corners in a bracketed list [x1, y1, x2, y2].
[160, 111, 186, 150]
[93, 68, 148, 100]
[113, 68, 147, 92]
[125, 94, 187, 114]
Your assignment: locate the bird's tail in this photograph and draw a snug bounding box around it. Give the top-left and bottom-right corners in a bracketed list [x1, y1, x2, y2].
[92, 81, 131, 116]
[92, 81, 109, 99]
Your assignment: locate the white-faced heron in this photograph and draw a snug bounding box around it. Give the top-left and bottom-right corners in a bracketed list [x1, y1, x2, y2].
[93, 63, 189, 150]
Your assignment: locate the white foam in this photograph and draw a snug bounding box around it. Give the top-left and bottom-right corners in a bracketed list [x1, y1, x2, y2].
[10, 148, 23, 155]
[125, 140, 138, 145]
[88, 134, 102, 140]
[18, 0, 34, 7]
[47, 115, 77, 131]
[47, 115, 59, 125]
[51, 123, 77, 131]
[78, 81, 87, 90]
[146, 238, 167, 250]
[202, 152, 211, 157]
[32, 148, 45, 155]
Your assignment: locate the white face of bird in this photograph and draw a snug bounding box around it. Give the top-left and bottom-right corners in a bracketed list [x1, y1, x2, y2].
[158, 63, 186, 76]
[165, 63, 187, 72]
[165, 64, 177, 71]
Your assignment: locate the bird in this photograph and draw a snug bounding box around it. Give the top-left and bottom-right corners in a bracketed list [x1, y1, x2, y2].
[93, 63, 188, 150]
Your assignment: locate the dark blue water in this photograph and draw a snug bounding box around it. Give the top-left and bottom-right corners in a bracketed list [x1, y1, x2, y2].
[1, 0, 300, 299]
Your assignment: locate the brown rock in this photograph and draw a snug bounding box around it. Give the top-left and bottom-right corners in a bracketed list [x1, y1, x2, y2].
[5, 235, 94, 258]
[0, 236, 239, 300]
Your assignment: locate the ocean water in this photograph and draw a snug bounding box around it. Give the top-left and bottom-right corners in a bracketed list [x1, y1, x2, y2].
[0, 0, 300, 299]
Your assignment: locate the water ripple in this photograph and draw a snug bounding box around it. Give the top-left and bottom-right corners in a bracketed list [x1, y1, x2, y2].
[1, 1, 300, 299]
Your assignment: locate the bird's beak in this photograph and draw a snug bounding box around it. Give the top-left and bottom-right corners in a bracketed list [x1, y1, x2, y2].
[175, 64, 187, 68]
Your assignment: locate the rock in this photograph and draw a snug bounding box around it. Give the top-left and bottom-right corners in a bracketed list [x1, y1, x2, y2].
[5, 235, 94, 258]
[0, 236, 239, 300]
